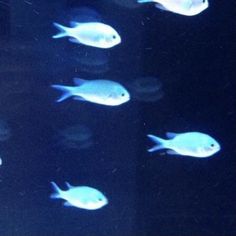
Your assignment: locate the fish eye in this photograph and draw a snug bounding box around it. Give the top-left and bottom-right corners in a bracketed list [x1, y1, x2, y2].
[112, 35, 116, 39]
[121, 93, 125, 97]
[98, 198, 103, 201]
[210, 143, 215, 147]
[202, 0, 205, 2]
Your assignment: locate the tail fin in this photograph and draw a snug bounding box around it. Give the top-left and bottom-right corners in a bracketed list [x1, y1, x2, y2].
[50, 181, 62, 199]
[147, 134, 165, 152]
[52, 22, 69, 39]
[51, 85, 73, 102]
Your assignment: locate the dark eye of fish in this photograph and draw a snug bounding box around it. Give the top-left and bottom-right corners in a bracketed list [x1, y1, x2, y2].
[210, 143, 215, 147]
[121, 93, 125, 97]
[202, 0, 205, 2]
[112, 35, 116, 39]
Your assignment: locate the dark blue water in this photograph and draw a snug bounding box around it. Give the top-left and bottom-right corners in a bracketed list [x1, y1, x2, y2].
[0, 1, 235, 236]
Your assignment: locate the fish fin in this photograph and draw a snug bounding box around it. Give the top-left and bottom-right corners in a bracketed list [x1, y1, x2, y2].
[51, 85, 73, 102]
[70, 21, 81, 27]
[147, 134, 165, 152]
[52, 22, 69, 39]
[65, 182, 73, 189]
[137, 0, 153, 3]
[155, 3, 168, 11]
[68, 37, 81, 44]
[73, 77, 87, 86]
[73, 96, 86, 101]
[166, 150, 180, 155]
[64, 201, 73, 207]
[50, 181, 62, 199]
[166, 132, 178, 139]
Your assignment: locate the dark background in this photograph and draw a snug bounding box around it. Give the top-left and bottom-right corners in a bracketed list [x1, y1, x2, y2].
[0, 0, 235, 235]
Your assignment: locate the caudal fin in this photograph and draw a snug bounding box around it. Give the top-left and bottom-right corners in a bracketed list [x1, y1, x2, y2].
[51, 85, 73, 102]
[50, 181, 62, 199]
[147, 134, 165, 152]
[52, 22, 69, 39]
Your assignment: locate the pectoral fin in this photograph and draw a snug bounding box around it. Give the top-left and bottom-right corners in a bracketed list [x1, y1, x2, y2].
[155, 3, 168, 11]
[166, 132, 179, 139]
[73, 96, 86, 101]
[64, 201, 73, 207]
[68, 38, 81, 44]
[166, 150, 180, 155]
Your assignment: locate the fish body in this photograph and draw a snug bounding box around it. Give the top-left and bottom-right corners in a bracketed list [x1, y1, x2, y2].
[51, 78, 130, 106]
[137, 0, 209, 16]
[53, 22, 121, 48]
[50, 182, 108, 210]
[147, 132, 220, 158]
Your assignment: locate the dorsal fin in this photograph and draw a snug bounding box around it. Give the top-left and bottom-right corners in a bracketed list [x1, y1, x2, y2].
[166, 132, 179, 139]
[73, 77, 87, 86]
[70, 21, 81, 27]
[65, 182, 73, 189]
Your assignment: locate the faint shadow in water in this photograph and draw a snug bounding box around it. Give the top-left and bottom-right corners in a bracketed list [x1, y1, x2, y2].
[127, 76, 164, 102]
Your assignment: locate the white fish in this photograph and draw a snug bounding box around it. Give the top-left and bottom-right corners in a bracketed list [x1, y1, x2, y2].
[52, 22, 121, 48]
[137, 0, 209, 16]
[50, 182, 108, 210]
[51, 78, 130, 106]
[147, 132, 220, 158]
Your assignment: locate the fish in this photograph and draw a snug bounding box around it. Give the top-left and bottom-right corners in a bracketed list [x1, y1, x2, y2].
[51, 78, 130, 106]
[50, 182, 108, 210]
[137, 0, 209, 16]
[147, 132, 220, 157]
[52, 22, 121, 48]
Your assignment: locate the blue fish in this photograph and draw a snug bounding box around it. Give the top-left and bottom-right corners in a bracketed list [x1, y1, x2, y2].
[147, 132, 220, 158]
[50, 182, 108, 210]
[51, 78, 130, 106]
[137, 0, 209, 16]
[52, 22, 121, 48]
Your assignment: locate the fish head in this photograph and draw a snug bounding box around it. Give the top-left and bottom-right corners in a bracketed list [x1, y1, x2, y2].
[101, 27, 121, 48]
[198, 135, 221, 157]
[106, 86, 130, 105]
[79, 191, 108, 210]
[189, 0, 209, 15]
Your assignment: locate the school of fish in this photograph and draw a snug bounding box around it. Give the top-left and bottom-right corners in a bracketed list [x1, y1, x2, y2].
[31, 0, 220, 211]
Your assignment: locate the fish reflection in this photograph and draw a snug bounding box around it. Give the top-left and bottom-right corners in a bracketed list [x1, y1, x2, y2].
[73, 47, 109, 74]
[0, 119, 11, 142]
[127, 77, 163, 102]
[55, 124, 92, 150]
[111, 0, 140, 8]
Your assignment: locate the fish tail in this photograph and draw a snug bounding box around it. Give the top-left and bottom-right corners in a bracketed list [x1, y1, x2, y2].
[52, 22, 69, 39]
[147, 134, 166, 152]
[50, 181, 62, 199]
[51, 84, 73, 102]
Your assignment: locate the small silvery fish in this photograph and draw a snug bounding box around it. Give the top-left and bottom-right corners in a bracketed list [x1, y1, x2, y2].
[50, 182, 108, 210]
[51, 78, 130, 106]
[52, 22, 121, 48]
[137, 0, 209, 16]
[147, 132, 220, 158]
